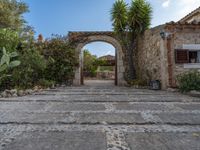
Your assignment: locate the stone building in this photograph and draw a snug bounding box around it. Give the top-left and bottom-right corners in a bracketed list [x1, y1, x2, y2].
[138, 7, 200, 89]
[98, 55, 115, 66]
[69, 7, 200, 88]
[68, 32, 126, 86]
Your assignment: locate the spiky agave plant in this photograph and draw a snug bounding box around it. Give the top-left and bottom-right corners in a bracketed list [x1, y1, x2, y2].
[111, 0, 128, 34]
[111, 0, 152, 81]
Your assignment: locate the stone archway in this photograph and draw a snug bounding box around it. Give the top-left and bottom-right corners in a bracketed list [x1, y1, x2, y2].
[68, 32, 126, 86]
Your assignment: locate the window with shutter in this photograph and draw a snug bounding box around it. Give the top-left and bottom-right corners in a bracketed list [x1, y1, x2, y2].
[175, 49, 189, 63]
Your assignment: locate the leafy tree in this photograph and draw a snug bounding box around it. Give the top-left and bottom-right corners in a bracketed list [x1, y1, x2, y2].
[0, 28, 20, 54]
[38, 35, 78, 83]
[83, 50, 98, 77]
[111, 0, 152, 80]
[0, 0, 29, 29]
[12, 48, 46, 89]
[19, 25, 35, 44]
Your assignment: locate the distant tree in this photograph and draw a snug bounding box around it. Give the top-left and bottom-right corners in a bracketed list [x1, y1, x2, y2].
[37, 34, 44, 43]
[83, 50, 98, 76]
[111, 0, 152, 80]
[0, 0, 29, 30]
[0, 28, 20, 53]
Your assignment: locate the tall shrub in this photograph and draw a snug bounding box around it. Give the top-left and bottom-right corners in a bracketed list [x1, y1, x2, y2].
[0, 28, 20, 54]
[12, 48, 46, 89]
[38, 36, 78, 84]
[177, 71, 200, 92]
[0, 0, 28, 29]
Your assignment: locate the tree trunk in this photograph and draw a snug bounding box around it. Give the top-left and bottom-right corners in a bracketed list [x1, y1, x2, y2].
[117, 33, 136, 81]
[127, 45, 136, 80]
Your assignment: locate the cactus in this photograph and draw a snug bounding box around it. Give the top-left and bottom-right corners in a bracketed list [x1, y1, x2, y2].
[0, 47, 21, 72]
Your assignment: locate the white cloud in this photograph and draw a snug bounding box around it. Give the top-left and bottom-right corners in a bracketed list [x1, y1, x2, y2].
[159, 0, 200, 21]
[175, 0, 200, 20]
[162, 0, 170, 8]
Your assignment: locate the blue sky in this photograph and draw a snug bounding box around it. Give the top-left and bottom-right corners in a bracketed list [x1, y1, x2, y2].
[23, 0, 200, 57]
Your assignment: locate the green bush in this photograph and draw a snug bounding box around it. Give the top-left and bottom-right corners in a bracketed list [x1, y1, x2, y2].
[128, 79, 148, 86]
[177, 71, 200, 92]
[0, 33, 77, 91]
[99, 66, 114, 71]
[36, 79, 55, 88]
[0, 29, 20, 54]
[0, 47, 21, 90]
[12, 48, 46, 89]
[38, 36, 77, 84]
[0, 47, 21, 72]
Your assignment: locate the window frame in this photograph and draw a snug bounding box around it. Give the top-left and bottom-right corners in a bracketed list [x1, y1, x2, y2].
[175, 49, 189, 64]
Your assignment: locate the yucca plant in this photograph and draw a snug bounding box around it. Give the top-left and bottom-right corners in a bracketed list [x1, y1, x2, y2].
[0, 47, 21, 73]
[111, 0, 152, 81]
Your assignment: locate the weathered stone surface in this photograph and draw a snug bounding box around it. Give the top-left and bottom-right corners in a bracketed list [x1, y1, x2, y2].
[137, 25, 164, 87]
[3, 131, 106, 150]
[0, 102, 46, 112]
[126, 132, 200, 150]
[0, 112, 73, 124]
[114, 103, 172, 111]
[175, 103, 200, 110]
[157, 113, 200, 125]
[0, 81, 200, 150]
[189, 90, 200, 98]
[170, 29, 200, 87]
[70, 32, 126, 86]
[74, 113, 145, 124]
[48, 103, 106, 111]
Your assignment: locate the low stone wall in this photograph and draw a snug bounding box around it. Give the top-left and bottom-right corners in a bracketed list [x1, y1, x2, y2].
[96, 71, 115, 80]
[137, 25, 165, 86]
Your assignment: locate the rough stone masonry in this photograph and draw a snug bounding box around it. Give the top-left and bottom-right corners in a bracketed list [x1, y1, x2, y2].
[0, 81, 200, 150]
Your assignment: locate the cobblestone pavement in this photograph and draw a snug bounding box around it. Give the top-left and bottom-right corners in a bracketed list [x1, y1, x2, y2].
[0, 80, 200, 150]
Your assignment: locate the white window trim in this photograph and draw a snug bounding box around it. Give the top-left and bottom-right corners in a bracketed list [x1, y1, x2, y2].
[183, 44, 200, 50]
[184, 63, 200, 69]
[180, 44, 200, 64]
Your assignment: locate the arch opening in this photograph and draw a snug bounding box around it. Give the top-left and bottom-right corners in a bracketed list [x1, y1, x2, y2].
[72, 34, 125, 86]
[82, 42, 116, 86]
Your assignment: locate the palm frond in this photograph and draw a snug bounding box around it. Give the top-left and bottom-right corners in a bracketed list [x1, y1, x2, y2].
[128, 0, 152, 35]
[111, 0, 128, 33]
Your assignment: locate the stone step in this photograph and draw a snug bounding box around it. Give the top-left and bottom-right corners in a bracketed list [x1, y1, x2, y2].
[1, 112, 200, 125]
[0, 102, 200, 113]
[1, 94, 199, 103]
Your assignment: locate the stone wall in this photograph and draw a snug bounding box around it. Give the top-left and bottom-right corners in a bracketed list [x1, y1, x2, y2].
[137, 25, 200, 89]
[96, 71, 115, 80]
[137, 25, 166, 88]
[170, 29, 200, 85]
[69, 32, 126, 86]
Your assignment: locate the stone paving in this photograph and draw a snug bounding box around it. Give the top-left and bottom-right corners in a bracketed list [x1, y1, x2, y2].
[0, 80, 200, 150]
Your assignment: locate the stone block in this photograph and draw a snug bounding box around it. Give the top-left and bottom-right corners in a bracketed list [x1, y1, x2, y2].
[126, 132, 200, 150]
[48, 103, 106, 111]
[74, 112, 145, 124]
[156, 112, 200, 125]
[4, 131, 106, 150]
